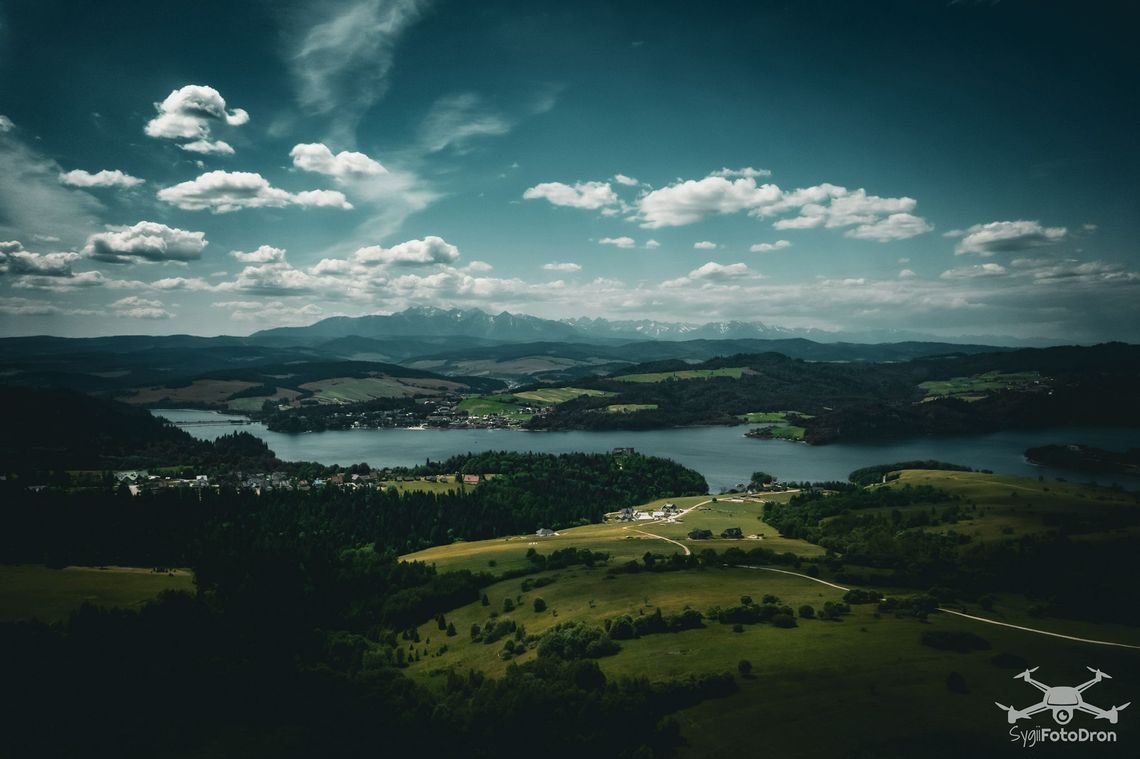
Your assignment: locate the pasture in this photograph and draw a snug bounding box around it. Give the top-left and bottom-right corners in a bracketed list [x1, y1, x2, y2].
[611, 367, 748, 383]
[0, 564, 194, 623]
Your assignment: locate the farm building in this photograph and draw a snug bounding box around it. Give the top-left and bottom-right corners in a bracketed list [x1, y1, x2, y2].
[536, 528, 556, 536]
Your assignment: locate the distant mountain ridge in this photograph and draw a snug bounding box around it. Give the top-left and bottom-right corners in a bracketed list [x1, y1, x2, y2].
[254, 306, 1057, 347]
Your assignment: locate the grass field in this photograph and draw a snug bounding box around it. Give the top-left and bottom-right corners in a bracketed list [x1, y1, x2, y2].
[123, 379, 261, 406]
[920, 371, 1044, 401]
[612, 367, 748, 383]
[0, 564, 194, 623]
[399, 471, 1140, 755]
[606, 403, 659, 413]
[513, 387, 614, 404]
[739, 410, 814, 423]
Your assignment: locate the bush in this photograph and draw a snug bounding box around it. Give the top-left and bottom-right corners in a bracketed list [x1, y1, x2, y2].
[920, 630, 991, 653]
[533, 598, 547, 613]
[798, 604, 815, 619]
[946, 671, 969, 694]
[738, 659, 753, 676]
[771, 613, 796, 628]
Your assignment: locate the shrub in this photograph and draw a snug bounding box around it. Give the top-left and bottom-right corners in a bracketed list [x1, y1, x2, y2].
[771, 613, 796, 628]
[533, 598, 547, 613]
[738, 659, 753, 676]
[798, 605, 815, 619]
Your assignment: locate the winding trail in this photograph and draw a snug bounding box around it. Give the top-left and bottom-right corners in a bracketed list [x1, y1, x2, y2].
[629, 529, 692, 556]
[621, 498, 713, 557]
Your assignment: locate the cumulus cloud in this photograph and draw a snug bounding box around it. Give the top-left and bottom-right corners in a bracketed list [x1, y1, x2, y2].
[111, 296, 173, 320]
[144, 85, 249, 154]
[750, 240, 791, 252]
[59, 169, 144, 189]
[638, 175, 782, 227]
[599, 236, 636, 248]
[0, 296, 101, 317]
[844, 213, 933, 242]
[954, 220, 1068, 256]
[523, 181, 620, 210]
[290, 143, 386, 179]
[693, 241, 717, 250]
[898, 268, 917, 279]
[157, 171, 352, 213]
[0, 248, 80, 277]
[349, 236, 459, 267]
[231, 245, 287, 264]
[664, 261, 753, 287]
[613, 174, 639, 186]
[215, 299, 326, 323]
[0, 114, 13, 132]
[543, 262, 581, 272]
[643, 239, 661, 249]
[418, 92, 512, 152]
[82, 221, 208, 264]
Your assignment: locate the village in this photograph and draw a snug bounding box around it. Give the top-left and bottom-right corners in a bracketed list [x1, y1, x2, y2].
[109, 468, 488, 496]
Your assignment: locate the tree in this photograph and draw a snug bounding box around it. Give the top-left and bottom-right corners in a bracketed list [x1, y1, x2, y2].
[738, 659, 753, 676]
[481, 593, 489, 607]
[750, 471, 774, 486]
[533, 598, 547, 613]
[446, 622, 457, 637]
[503, 598, 515, 612]
[740, 595, 753, 606]
[798, 604, 815, 619]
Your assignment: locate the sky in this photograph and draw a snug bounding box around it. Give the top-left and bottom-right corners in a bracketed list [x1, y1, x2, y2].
[0, 0, 1137, 341]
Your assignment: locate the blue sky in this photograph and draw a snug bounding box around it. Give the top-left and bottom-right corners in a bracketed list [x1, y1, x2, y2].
[0, 0, 1137, 340]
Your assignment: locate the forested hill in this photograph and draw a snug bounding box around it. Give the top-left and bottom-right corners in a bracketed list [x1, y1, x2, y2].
[0, 386, 281, 473]
[525, 343, 1140, 440]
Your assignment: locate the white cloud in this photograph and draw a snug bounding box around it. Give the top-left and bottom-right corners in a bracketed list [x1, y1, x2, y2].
[144, 85, 248, 153]
[111, 296, 173, 320]
[523, 181, 620, 210]
[599, 236, 636, 249]
[350, 236, 460, 267]
[543, 262, 581, 272]
[643, 239, 661, 249]
[290, 143, 386, 179]
[750, 240, 791, 252]
[150, 276, 214, 291]
[939, 263, 1009, 279]
[898, 268, 917, 279]
[954, 220, 1068, 256]
[464, 260, 493, 273]
[638, 175, 782, 228]
[613, 174, 639, 186]
[0, 115, 13, 132]
[693, 241, 717, 250]
[0, 244, 80, 277]
[0, 296, 101, 317]
[231, 245, 287, 264]
[844, 212, 933, 242]
[215, 299, 326, 323]
[83, 221, 208, 264]
[418, 93, 511, 152]
[709, 167, 771, 178]
[664, 261, 753, 287]
[157, 171, 352, 213]
[58, 169, 144, 189]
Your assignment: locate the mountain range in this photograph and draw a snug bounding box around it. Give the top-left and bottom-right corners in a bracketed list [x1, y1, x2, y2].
[254, 306, 1057, 347]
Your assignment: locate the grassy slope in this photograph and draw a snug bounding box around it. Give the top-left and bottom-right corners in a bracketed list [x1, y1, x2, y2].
[0, 565, 194, 623]
[401, 471, 1140, 756]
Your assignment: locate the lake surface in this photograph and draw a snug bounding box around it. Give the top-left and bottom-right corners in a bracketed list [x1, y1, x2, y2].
[152, 409, 1140, 492]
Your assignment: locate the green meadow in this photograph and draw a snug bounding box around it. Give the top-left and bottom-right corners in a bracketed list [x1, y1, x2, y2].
[0, 564, 194, 623]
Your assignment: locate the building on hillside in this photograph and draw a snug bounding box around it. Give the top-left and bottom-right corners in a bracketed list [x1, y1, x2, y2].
[721, 527, 743, 539]
[536, 528, 556, 537]
[463, 474, 480, 485]
[612, 447, 636, 456]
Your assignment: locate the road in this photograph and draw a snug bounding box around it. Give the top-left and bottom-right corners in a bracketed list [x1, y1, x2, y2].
[621, 497, 713, 556]
[626, 496, 1140, 650]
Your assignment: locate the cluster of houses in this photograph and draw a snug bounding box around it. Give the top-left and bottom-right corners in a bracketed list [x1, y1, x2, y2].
[108, 468, 485, 496]
[614, 502, 682, 522]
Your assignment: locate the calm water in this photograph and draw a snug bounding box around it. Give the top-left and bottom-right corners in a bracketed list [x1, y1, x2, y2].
[152, 409, 1140, 492]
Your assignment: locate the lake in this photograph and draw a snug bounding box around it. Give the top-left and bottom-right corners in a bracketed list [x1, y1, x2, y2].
[151, 409, 1140, 491]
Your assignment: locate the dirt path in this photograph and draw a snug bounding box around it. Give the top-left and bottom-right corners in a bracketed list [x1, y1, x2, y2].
[628, 529, 693, 556]
[621, 498, 714, 557]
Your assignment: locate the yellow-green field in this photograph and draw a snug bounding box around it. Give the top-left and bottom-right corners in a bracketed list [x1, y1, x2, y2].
[513, 387, 614, 404]
[376, 477, 483, 494]
[612, 367, 749, 382]
[457, 394, 533, 419]
[0, 564, 194, 623]
[301, 375, 465, 402]
[398, 471, 1140, 756]
[920, 371, 1044, 402]
[738, 410, 814, 423]
[606, 403, 659, 413]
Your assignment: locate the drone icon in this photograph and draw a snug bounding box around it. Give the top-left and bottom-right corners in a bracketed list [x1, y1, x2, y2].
[996, 667, 1131, 725]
